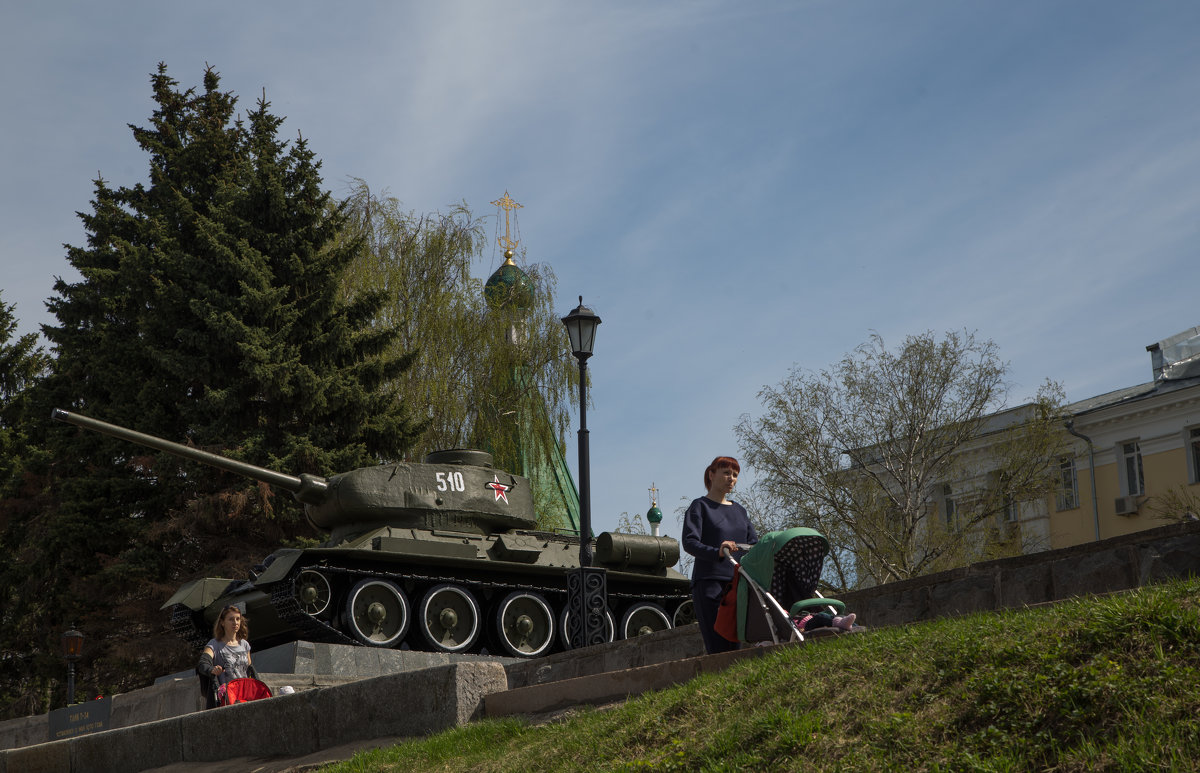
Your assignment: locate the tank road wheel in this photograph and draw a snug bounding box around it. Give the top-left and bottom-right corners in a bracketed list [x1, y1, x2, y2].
[342, 579, 410, 647]
[294, 570, 333, 617]
[494, 591, 555, 658]
[419, 584, 481, 653]
[672, 599, 696, 628]
[620, 602, 672, 639]
[558, 607, 615, 650]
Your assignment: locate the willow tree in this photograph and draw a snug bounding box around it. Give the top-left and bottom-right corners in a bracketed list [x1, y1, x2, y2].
[338, 180, 578, 530]
[736, 330, 1068, 591]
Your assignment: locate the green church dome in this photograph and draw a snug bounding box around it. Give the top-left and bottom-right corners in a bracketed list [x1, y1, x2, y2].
[484, 250, 533, 310]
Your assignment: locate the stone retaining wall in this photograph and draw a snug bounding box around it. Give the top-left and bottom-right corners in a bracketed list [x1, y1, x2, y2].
[0, 661, 507, 773]
[1, 642, 512, 753]
[838, 520, 1200, 627]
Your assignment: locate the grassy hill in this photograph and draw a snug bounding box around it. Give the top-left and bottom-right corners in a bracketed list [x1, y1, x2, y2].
[320, 578, 1200, 772]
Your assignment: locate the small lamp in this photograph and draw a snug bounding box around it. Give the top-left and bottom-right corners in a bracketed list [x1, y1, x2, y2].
[560, 296, 601, 360]
[62, 624, 83, 706]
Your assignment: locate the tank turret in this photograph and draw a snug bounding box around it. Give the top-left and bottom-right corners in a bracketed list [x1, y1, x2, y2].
[52, 409, 694, 658]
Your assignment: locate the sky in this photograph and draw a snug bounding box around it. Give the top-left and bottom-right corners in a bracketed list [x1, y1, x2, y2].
[3, 2, 1199, 540]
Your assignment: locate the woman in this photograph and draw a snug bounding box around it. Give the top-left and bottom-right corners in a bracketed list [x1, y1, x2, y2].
[196, 605, 255, 708]
[681, 456, 759, 654]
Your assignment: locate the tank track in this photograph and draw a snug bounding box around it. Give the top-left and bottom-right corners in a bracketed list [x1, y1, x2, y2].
[169, 603, 210, 649]
[272, 562, 688, 646]
[294, 562, 688, 605]
[268, 570, 359, 646]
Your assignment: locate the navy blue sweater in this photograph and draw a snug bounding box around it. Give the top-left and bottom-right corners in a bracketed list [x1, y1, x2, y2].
[681, 496, 759, 581]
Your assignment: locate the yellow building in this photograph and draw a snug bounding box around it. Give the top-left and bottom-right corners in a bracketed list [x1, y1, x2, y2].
[1046, 326, 1200, 549]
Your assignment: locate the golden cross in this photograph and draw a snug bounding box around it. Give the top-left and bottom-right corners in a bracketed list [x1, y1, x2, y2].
[648, 483, 658, 506]
[491, 191, 523, 253]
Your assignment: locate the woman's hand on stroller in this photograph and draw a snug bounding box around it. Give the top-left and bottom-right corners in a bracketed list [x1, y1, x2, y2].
[719, 540, 740, 558]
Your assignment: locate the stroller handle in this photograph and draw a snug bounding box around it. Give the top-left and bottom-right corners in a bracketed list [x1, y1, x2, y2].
[719, 542, 754, 558]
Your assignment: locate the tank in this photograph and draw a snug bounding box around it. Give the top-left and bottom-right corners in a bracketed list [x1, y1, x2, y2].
[52, 409, 694, 658]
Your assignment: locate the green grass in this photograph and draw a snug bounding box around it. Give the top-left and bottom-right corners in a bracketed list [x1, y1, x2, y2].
[320, 579, 1200, 772]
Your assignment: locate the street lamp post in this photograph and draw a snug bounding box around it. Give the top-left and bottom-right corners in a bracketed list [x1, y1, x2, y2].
[561, 296, 607, 648]
[561, 296, 601, 567]
[61, 624, 83, 706]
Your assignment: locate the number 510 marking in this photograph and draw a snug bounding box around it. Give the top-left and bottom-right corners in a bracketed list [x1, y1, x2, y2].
[436, 471, 465, 492]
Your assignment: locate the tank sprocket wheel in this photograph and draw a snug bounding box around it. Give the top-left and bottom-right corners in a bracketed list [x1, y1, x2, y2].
[418, 584, 481, 653]
[342, 579, 410, 647]
[493, 591, 555, 658]
[620, 602, 672, 639]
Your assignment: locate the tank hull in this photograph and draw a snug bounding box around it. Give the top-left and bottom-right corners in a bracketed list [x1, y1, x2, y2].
[165, 526, 693, 656]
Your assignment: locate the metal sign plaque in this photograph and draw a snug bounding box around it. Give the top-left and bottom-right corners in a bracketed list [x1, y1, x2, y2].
[48, 697, 112, 741]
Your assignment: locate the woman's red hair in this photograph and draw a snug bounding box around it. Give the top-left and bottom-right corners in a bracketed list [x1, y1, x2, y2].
[704, 456, 740, 490]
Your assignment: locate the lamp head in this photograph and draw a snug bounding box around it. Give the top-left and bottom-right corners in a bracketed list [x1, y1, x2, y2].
[561, 295, 601, 360]
[61, 625, 84, 662]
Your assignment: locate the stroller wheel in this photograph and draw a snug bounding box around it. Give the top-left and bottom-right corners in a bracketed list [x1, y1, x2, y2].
[620, 603, 671, 639]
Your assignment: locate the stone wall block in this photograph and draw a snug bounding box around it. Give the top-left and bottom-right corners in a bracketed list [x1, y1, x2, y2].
[929, 572, 996, 618]
[1, 738, 70, 773]
[179, 690, 319, 762]
[1136, 536, 1200, 585]
[71, 716, 182, 771]
[0, 714, 48, 752]
[450, 662, 510, 725]
[1051, 549, 1135, 600]
[313, 662, 506, 748]
[999, 562, 1053, 609]
[110, 677, 200, 729]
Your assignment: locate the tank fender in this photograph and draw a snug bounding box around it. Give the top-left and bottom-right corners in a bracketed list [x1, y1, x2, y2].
[160, 577, 237, 611]
[247, 549, 305, 585]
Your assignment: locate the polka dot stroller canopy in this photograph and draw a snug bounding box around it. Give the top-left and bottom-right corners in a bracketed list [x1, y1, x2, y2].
[729, 527, 846, 644]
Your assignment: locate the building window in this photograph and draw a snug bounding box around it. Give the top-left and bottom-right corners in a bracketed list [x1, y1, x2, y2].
[1002, 495, 1019, 523]
[1188, 427, 1200, 485]
[1056, 456, 1079, 511]
[1120, 441, 1144, 497]
[942, 484, 957, 529]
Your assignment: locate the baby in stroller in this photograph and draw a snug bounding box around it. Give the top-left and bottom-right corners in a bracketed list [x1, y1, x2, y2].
[717, 527, 859, 646]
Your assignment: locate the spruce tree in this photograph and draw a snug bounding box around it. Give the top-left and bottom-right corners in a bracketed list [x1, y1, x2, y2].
[0, 293, 50, 492]
[0, 64, 420, 713]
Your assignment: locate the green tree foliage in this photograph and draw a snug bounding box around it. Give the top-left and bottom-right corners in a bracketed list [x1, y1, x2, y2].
[337, 180, 578, 529]
[736, 330, 1068, 591]
[0, 65, 420, 715]
[1148, 486, 1200, 523]
[0, 296, 53, 718]
[0, 293, 50, 493]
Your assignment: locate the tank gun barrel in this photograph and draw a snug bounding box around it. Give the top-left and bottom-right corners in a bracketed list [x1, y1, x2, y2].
[51, 408, 329, 504]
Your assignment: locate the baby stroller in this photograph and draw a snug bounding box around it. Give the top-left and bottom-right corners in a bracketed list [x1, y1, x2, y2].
[217, 677, 273, 706]
[716, 527, 852, 646]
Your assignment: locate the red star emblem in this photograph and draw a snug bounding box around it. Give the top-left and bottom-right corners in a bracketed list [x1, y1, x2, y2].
[486, 475, 510, 504]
